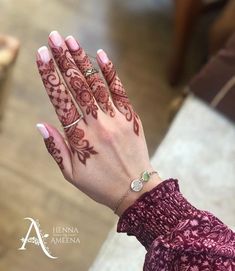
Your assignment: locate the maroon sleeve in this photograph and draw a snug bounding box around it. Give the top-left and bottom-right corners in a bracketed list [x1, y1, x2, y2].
[117, 179, 235, 270]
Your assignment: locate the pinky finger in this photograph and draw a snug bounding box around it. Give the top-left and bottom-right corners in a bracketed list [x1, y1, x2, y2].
[36, 123, 73, 180]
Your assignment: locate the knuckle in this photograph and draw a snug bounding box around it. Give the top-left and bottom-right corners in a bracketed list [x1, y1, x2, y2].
[96, 120, 116, 144]
[102, 130, 115, 144]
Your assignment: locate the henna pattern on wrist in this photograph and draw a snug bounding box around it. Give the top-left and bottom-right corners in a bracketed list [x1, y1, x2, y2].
[45, 136, 64, 170]
[37, 59, 97, 165]
[102, 62, 140, 135]
[51, 47, 98, 119]
[70, 48, 115, 117]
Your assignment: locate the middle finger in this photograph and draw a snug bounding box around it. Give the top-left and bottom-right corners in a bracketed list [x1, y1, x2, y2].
[65, 36, 115, 118]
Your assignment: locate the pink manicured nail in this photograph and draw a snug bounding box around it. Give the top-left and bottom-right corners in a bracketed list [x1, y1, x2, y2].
[65, 36, 79, 50]
[37, 46, 50, 63]
[36, 123, 49, 139]
[97, 49, 109, 64]
[49, 30, 62, 46]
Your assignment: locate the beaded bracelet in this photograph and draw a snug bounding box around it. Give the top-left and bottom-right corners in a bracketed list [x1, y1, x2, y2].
[114, 170, 158, 214]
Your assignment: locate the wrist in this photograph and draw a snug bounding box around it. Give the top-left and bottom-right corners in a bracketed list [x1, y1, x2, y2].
[117, 179, 190, 250]
[115, 175, 162, 217]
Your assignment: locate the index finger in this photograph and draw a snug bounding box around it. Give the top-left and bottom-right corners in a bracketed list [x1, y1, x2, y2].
[36, 46, 81, 128]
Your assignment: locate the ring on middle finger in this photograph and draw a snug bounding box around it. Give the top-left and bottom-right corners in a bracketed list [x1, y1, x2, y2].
[84, 68, 99, 78]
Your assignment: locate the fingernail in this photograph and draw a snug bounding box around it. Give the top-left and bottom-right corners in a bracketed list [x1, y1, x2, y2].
[37, 46, 50, 63]
[97, 49, 109, 64]
[36, 123, 50, 139]
[49, 30, 62, 46]
[65, 35, 79, 50]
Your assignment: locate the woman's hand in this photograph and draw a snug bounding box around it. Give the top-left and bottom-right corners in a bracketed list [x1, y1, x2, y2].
[36, 31, 162, 216]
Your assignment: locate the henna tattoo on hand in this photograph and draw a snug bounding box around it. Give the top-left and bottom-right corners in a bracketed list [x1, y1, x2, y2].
[37, 59, 79, 127]
[51, 46, 99, 119]
[69, 75, 98, 118]
[70, 48, 115, 117]
[37, 58, 97, 165]
[45, 136, 64, 170]
[102, 62, 140, 135]
[65, 125, 98, 165]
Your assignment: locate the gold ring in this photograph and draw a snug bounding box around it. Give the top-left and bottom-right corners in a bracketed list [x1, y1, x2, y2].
[84, 68, 99, 78]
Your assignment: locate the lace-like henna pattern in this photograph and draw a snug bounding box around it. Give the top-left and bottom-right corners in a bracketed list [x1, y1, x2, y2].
[37, 59, 97, 165]
[118, 179, 235, 271]
[51, 46, 98, 119]
[37, 59, 79, 127]
[45, 136, 64, 170]
[70, 48, 115, 117]
[102, 62, 140, 135]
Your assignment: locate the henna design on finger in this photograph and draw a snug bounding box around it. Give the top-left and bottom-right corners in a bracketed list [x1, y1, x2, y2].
[37, 58, 97, 165]
[102, 62, 140, 135]
[51, 46, 99, 119]
[37, 59, 79, 127]
[69, 75, 98, 118]
[70, 49, 115, 117]
[45, 136, 64, 170]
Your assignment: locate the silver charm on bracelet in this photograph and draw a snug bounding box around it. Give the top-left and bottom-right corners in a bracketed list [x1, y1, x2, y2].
[130, 170, 157, 192]
[114, 170, 158, 214]
[131, 179, 143, 192]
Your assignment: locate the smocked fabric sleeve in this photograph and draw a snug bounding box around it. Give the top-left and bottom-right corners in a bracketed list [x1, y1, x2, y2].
[117, 179, 235, 270]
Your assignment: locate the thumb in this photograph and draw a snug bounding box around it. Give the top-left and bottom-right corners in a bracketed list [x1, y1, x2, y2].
[36, 123, 72, 180]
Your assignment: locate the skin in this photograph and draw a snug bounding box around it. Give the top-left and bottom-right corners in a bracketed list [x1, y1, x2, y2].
[36, 31, 162, 217]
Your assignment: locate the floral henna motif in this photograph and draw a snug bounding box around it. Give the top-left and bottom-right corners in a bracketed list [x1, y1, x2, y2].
[51, 47, 98, 119]
[102, 62, 140, 135]
[69, 75, 98, 118]
[65, 125, 98, 165]
[45, 136, 64, 170]
[37, 59, 97, 165]
[70, 48, 115, 117]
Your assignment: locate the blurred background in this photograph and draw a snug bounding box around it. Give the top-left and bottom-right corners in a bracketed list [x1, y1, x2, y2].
[0, 0, 235, 270]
